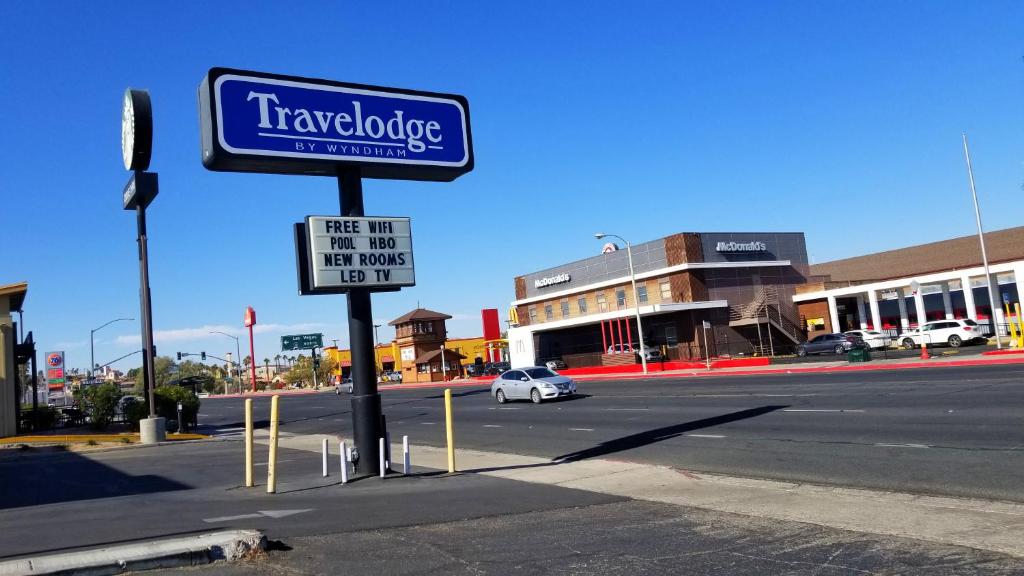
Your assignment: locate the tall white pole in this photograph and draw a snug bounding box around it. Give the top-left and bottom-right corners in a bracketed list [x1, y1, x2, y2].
[440, 345, 447, 382]
[962, 133, 1002, 349]
[624, 241, 648, 375]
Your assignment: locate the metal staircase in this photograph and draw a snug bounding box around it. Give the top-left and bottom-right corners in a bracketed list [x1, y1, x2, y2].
[728, 286, 805, 345]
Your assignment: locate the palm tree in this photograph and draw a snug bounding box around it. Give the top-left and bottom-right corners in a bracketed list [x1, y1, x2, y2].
[274, 354, 281, 372]
[263, 358, 270, 381]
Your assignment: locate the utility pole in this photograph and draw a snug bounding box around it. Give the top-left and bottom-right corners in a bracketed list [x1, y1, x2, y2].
[962, 133, 1002, 349]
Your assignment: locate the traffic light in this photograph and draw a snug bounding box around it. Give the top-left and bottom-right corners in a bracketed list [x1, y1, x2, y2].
[201, 351, 206, 361]
[176, 352, 182, 361]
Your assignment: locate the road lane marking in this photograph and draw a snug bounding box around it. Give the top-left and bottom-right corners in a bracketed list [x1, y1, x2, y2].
[782, 405, 864, 409]
[483, 425, 502, 428]
[203, 513, 262, 523]
[605, 408, 650, 411]
[686, 434, 726, 439]
[875, 443, 930, 449]
[254, 459, 294, 466]
[569, 428, 595, 431]
[203, 509, 314, 523]
[421, 422, 436, 425]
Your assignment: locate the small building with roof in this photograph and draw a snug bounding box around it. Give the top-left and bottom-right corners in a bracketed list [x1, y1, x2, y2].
[389, 308, 466, 383]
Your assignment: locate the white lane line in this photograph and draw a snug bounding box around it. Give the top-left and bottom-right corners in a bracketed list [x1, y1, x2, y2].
[782, 405, 864, 409]
[605, 408, 650, 411]
[421, 422, 436, 425]
[483, 424, 502, 428]
[686, 434, 726, 439]
[875, 443, 930, 449]
[569, 428, 595, 432]
[217, 427, 245, 432]
[253, 459, 295, 466]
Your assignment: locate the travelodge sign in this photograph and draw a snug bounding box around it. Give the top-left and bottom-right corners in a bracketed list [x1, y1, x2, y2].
[198, 68, 473, 182]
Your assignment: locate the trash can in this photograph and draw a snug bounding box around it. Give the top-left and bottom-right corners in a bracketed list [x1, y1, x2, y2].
[847, 347, 871, 362]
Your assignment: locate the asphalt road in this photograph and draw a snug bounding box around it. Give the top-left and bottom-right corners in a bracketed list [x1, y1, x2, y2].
[199, 363, 1024, 502]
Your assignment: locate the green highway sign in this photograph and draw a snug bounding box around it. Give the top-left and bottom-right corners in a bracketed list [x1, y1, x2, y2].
[282, 333, 324, 351]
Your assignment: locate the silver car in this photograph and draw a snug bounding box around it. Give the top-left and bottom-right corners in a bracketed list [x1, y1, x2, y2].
[491, 366, 577, 404]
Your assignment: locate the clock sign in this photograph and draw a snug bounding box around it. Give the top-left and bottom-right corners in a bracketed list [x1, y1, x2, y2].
[121, 88, 153, 171]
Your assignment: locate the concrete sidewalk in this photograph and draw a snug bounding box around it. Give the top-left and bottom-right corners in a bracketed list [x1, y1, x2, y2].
[262, 433, 1024, 559]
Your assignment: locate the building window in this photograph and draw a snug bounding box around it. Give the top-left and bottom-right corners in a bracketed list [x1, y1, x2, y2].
[528, 306, 538, 323]
[597, 292, 608, 312]
[417, 363, 429, 374]
[616, 289, 626, 308]
[560, 299, 570, 318]
[637, 286, 648, 304]
[578, 297, 588, 314]
[660, 280, 672, 301]
[544, 304, 553, 320]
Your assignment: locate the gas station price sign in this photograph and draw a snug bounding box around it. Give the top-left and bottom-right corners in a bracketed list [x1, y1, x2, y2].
[304, 216, 414, 292]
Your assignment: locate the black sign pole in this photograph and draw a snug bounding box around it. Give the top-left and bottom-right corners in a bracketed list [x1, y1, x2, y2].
[339, 169, 383, 476]
[137, 199, 157, 417]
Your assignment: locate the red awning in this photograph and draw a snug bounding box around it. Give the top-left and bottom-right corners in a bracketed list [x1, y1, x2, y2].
[340, 360, 352, 367]
[381, 355, 394, 362]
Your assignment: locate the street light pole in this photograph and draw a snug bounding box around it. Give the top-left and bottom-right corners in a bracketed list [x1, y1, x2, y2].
[210, 331, 243, 395]
[962, 133, 1002, 349]
[595, 233, 648, 375]
[90, 317, 134, 384]
[373, 324, 382, 378]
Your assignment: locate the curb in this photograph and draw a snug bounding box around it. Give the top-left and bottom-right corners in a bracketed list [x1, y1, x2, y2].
[0, 530, 264, 576]
[0, 434, 208, 445]
[570, 355, 1024, 381]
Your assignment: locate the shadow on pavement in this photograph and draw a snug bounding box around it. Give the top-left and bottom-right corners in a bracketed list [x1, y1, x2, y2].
[460, 405, 789, 474]
[554, 405, 789, 463]
[0, 447, 190, 510]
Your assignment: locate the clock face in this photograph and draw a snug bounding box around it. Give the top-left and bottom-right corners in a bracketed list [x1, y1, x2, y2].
[122, 92, 135, 170]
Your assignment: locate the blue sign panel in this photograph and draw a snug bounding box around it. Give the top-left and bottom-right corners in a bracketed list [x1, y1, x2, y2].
[199, 68, 473, 181]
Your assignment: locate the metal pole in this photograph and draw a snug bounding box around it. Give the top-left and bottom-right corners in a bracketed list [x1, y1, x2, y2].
[90, 329, 95, 384]
[623, 240, 648, 374]
[339, 169, 382, 476]
[440, 345, 447, 382]
[962, 133, 1002, 349]
[764, 304, 775, 357]
[137, 205, 157, 416]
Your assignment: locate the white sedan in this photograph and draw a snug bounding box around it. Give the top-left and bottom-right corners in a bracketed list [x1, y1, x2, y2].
[491, 367, 577, 404]
[844, 330, 890, 349]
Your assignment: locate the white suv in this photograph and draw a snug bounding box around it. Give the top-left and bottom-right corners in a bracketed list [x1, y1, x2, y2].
[898, 319, 985, 349]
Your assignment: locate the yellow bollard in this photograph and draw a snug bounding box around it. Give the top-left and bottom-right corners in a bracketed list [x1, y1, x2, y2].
[1006, 303, 1018, 348]
[1016, 303, 1023, 348]
[267, 395, 280, 494]
[244, 398, 254, 488]
[444, 388, 455, 473]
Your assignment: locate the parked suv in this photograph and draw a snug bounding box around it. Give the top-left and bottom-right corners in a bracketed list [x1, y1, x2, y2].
[898, 319, 985, 349]
[606, 344, 663, 362]
[796, 333, 867, 356]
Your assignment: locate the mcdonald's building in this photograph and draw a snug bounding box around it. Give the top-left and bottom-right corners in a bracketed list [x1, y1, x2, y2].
[507, 232, 810, 368]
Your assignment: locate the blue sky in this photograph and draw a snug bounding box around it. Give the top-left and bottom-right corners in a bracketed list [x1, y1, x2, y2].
[2, 1, 1021, 372]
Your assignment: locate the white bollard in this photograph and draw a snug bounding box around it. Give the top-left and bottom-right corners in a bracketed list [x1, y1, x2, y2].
[322, 438, 328, 478]
[379, 437, 386, 478]
[403, 435, 410, 475]
[385, 431, 391, 470]
[339, 441, 348, 484]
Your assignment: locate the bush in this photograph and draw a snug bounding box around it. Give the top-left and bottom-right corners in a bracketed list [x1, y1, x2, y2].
[155, 385, 200, 431]
[76, 383, 123, 430]
[124, 400, 149, 430]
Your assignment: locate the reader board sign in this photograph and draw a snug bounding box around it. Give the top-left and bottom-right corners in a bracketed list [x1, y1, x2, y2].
[198, 68, 473, 182]
[304, 216, 415, 293]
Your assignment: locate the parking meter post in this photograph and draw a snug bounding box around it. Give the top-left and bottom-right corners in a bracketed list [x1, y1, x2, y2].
[444, 388, 456, 473]
[267, 395, 280, 494]
[244, 399, 254, 487]
[378, 437, 386, 479]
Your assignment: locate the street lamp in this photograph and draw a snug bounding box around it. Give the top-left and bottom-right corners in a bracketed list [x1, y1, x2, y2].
[210, 331, 243, 395]
[91, 317, 134, 383]
[595, 233, 648, 375]
[373, 324, 382, 377]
